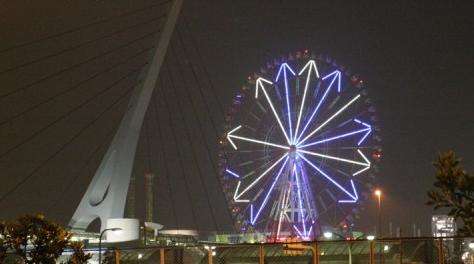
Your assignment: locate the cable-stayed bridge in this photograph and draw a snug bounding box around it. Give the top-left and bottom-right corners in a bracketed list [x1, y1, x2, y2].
[0, 0, 232, 234]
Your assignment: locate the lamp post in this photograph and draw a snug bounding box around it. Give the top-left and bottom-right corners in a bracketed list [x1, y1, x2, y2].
[323, 231, 358, 264]
[98, 228, 122, 264]
[374, 189, 382, 237]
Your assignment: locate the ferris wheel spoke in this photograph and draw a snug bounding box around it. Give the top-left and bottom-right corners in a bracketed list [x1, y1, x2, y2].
[297, 94, 361, 146]
[250, 156, 289, 224]
[275, 63, 296, 143]
[298, 153, 359, 202]
[226, 125, 290, 151]
[297, 148, 370, 167]
[234, 154, 289, 201]
[299, 125, 371, 148]
[255, 77, 292, 144]
[295, 70, 341, 143]
[294, 165, 307, 236]
[295, 60, 319, 144]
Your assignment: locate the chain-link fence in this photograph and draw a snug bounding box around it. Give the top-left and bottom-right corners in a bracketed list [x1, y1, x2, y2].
[4, 237, 473, 263]
[85, 237, 473, 264]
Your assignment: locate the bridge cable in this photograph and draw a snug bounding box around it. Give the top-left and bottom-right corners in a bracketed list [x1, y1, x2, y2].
[150, 84, 179, 230]
[0, 13, 165, 79]
[0, 68, 142, 205]
[0, 0, 171, 54]
[174, 26, 236, 229]
[46, 118, 121, 214]
[157, 61, 199, 231]
[0, 24, 162, 100]
[181, 17, 225, 114]
[0, 63, 147, 159]
[0, 27, 159, 100]
[0, 43, 155, 126]
[167, 45, 220, 232]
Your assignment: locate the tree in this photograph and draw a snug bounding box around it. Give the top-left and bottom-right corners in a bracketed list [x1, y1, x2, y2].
[0, 220, 8, 263]
[66, 241, 92, 264]
[0, 214, 91, 264]
[427, 151, 474, 236]
[7, 214, 71, 264]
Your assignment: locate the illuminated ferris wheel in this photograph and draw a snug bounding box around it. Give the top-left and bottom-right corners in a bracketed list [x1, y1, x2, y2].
[219, 51, 382, 241]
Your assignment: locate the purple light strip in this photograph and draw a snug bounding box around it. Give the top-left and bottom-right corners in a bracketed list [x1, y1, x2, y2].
[298, 153, 358, 200]
[357, 129, 372, 146]
[251, 156, 289, 225]
[307, 226, 314, 238]
[276, 63, 296, 143]
[296, 70, 339, 143]
[353, 119, 372, 145]
[336, 71, 342, 92]
[300, 165, 317, 221]
[250, 204, 254, 223]
[225, 169, 240, 178]
[353, 118, 371, 128]
[294, 165, 307, 236]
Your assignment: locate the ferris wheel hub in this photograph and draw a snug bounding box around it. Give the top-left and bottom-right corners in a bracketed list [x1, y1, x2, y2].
[288, 145, 298, 158]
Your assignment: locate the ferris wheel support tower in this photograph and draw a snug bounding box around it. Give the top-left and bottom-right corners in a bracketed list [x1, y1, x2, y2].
[69, 0, 182, 231]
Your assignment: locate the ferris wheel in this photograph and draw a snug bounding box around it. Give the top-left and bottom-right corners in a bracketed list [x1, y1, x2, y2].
[219, 51, 382, 241]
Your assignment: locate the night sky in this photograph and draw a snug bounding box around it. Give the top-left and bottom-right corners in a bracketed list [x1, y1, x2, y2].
[0, 1, 472, 236]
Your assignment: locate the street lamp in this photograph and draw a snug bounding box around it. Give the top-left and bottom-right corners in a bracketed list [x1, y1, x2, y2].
[323, 232, 333, 239]
[323, 231, 360, 264]
[374, 189, 382, 237]
[98, 228, 122, 264]
[366, 235, 375, 241]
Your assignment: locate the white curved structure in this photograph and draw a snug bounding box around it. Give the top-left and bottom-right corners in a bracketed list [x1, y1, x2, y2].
[105, 218, 140, 242]
[69, 0, 183, 231]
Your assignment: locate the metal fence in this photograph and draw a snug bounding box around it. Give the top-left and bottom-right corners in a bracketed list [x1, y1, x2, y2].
[90, 237, 474, 264]
[4, 237, 473, 263]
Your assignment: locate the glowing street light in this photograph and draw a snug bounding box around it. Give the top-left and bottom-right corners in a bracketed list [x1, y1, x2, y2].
[366, 235, 375, 241]
[323, 232, 333, 239]
[374, 189, 382, 197]
[374, 189, 382, 237]
[204, 245, 217, 263]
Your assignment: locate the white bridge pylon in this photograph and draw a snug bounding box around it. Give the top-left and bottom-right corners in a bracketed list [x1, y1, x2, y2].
[69, 0, 183, 231]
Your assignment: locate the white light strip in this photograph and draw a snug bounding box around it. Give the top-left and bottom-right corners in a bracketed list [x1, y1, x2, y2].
[226, 125, 289, 150]
[299, 128, 370, 148]
[229, 135, 290, 150]
[339, 180, 359, 203]
[234, 154, 288, 200]
[255, 78, 291, 144]
[251, 156, 289, 224]
[226, 125, 242, 150]
[295, 71, 339, 143]
[254, 77, 272, 98]
[298, 60, 320, 77]
[276, 63, 296, 82]
[294, 60, 319, 143]
[298, 153, 357, 200]
[233, 181, 250, 203]
[298, 94, 361, 146]
[298, 149, 369, 167]
[357, 149, 371, 165]
[352, 166, 370, 176]
[293, 225, 304, 238]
